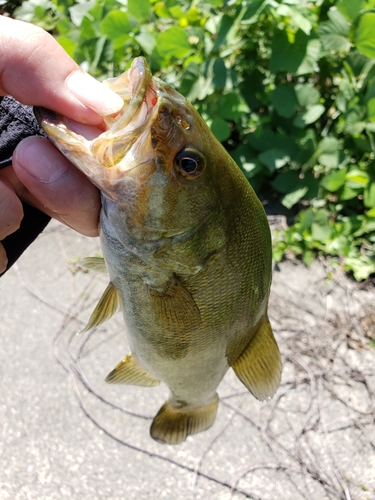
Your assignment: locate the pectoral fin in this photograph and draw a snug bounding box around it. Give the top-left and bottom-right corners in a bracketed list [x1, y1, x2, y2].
[150, 394, 219, 445]
[105, 354, 160, 386]
[148, 277, 201, 332]
[78, 256, 107, 274]
[231, 317, 282, 401]
[82, 282, 121, 332]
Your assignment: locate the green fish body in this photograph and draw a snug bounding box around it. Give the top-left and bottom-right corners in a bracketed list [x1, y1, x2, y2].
[35, 57, 281, 445]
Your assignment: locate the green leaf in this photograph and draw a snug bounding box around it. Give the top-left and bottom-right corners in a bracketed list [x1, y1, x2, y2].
[318, 9, 350, 52]
[340, 185, 360, 200]
[217, 93, 248, 120]
[318, 137, 341, 168]
[242, 0, 270, 24]
[281, 187, 309, 209]
[211, 14, 233, 52]
[210, 118, 231, 142]
[69, 1, 95, 27]
[231, 144, 263, 179]
[356, 13, 375, 59]
[270, 30, 321, 76]
[271, 170, 300, 194]
[304, 173, 320, 199]
[13, 0, 42, 22]
[337, 0, 365, 21]
[128, 0, 151, 21]
[367, 97, 375, 122]
[241, 159, 263, 178]
[90, 36, 113, 71]
[298, 207, 314, 233]
[57, 35, 77, 58]
[364, 182, 375, 208]
[291, 10, 312, 36]
[354, 219, 375, 236]
[56, 17, 72, 36]
[270, 29, 304, 73]
[156, 27, 192, 60]
[100, 10, 132, 39]
[135, 32, 156, 55]
[186, 7, 200, 24]
[207, 0, 225, 6]
[212, 59, 227, 90]
[271, 85, 298, 118]
[365, 77, 375, 104]
[293, 105, 325, 128]
[320, 168, 348, 192]
[154, 2, 171, 18]
[258, 149, 290, 173]
[295, 84, 320, 107]
[240, 70, 263, 109]
[169, 5, 184, 19]
[343, 110, 366, 134]
[296, 37, 321, 75]
[344, 255, 375, 280]
[345, 169, 370, 188]
[312, 210, 332, 241]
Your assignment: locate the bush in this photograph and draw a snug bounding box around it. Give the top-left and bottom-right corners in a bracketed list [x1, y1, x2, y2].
[11, 0, 375, 280]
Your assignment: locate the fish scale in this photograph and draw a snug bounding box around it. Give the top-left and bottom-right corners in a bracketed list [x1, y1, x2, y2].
[35, 57, 282, 445]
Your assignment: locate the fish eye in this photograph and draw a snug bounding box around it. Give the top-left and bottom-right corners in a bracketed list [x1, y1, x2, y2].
[174, 149, 205, 178]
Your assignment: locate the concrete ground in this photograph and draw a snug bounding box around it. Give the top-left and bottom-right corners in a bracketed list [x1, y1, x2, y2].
[1, 220, 374, 500]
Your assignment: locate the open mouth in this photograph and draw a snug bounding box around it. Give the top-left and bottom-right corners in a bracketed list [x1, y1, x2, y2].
[35, 57, 159, 152]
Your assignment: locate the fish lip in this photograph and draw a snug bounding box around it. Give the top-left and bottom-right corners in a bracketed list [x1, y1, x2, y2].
[34, 57, 157, 154]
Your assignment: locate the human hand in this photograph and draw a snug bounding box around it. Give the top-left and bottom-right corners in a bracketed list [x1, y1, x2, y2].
[0, 16, 123, 273]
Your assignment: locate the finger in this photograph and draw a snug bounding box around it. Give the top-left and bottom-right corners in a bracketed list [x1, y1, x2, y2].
[0, 16, 123, 123]
[12, 136, 100, 237]
[0, 243, 7, 274]
[0, 177, 23, 240]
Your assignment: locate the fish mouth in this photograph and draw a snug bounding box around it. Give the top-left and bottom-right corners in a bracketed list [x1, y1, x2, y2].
[34, 57, 159, 174]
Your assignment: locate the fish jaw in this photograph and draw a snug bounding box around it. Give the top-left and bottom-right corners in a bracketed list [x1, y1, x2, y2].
[34, 57, 158, 200]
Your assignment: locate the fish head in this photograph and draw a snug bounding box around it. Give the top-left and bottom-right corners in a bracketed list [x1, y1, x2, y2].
[35, 57, 230, 242]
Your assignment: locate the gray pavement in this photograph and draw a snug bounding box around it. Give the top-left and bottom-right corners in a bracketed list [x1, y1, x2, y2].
[1, 220, 374, 500]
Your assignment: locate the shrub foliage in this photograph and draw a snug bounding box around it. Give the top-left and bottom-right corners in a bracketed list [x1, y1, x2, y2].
[11, 0, 375, 280]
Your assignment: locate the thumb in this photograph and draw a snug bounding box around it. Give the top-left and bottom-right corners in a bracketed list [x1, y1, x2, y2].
[0, 16, 123, 124]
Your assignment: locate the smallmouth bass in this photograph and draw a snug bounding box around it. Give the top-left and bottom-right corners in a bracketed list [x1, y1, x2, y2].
[35, 57, 281, 445]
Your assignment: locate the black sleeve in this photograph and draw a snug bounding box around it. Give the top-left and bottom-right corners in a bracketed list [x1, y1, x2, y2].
[0, 96, 51, 276]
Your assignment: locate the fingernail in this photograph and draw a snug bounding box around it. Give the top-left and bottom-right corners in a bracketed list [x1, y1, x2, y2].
[15, 137, 68, 184]
[66, 71, 124, 116]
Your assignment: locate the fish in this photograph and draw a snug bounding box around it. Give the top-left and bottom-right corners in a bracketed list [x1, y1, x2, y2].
[34, 57, 281, 445]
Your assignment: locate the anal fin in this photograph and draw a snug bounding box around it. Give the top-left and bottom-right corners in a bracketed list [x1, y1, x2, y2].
[82, 282, 121, 332]
[231, 316, 282, 401]
[105, 354, 160, 387]
[150, 394, 219, 445]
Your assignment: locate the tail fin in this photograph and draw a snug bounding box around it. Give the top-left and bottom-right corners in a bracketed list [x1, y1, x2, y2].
[150, 394, 219, 445]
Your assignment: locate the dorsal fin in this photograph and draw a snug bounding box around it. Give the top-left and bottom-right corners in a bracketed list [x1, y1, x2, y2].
[82, 282, 121, 332]
[231, 316, 282, 401]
